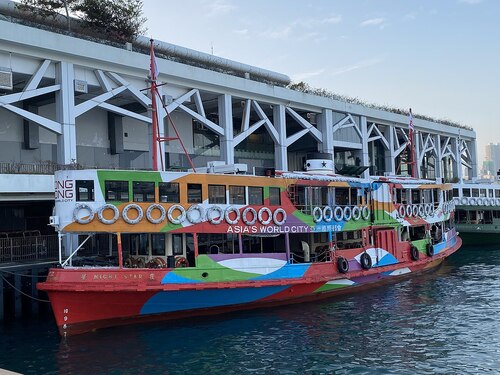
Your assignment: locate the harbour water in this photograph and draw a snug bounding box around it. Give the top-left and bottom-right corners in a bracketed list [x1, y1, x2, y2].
[1, 245, 499, 374]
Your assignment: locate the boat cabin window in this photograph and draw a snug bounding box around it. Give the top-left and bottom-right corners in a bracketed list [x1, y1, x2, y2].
[462, 188, 471, 197]
[187, 184, 202, 203]
[396, 189, 406, 204]
[209, 185, 226, 204]
[311, 187, 329, 207]
[452, 188, 459, 197]
[172, 233, 183, 255]
[411, 189, 421, 204]
[197, 234, 237, 254]
[105, 180, 129, 201]
[133, 181, 155, 202]
[151, 234, 166, 256]
[229, 186, 245, 204]
[422, 189, 432, 203]
[472, 188, 479, 197]
[129, 234, 149, 256]
[269, 187, 281, 205]
[488, 189, 494, 198]
[480, 189, 487, 198]
[76, 180, 94, 201]
[433, 189, 439, 203]
[159, 182, 180, 203]
[496, 190, 500, 198]
[350, 188, 358, 205]
[249, 187, 264, 205]
[335, 188, 349, 206]
[409, 225, 426, 241]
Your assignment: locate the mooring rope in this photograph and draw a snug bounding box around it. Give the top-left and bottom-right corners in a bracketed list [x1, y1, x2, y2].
[0, 274, 50, 303]
[0, 270, 48, 278]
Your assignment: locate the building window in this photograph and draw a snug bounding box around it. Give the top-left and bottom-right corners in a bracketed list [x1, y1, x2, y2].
[133, 181, 155, 202]
[229, 186, 245, 204]
[188, 184, 202, 203]
[76, 180, 94, 201]
[105, 181, 129, 201]
[208, 185, 226, 204]
[159, 182, 180, 203]
[249, 187, 263, 205]
[269, 187, 281, 205]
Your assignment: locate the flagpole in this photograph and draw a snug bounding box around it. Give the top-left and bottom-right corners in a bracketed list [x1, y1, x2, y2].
[150, 39, 159, 171]
[408, 108, 416, 178]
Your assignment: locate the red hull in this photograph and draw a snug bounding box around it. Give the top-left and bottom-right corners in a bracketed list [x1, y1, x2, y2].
[39, 237, 461, 336]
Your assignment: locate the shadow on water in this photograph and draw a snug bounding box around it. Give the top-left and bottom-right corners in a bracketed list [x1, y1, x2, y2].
[2, 245, 500, 374]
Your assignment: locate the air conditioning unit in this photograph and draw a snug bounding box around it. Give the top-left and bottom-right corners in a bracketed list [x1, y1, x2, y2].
[0, 68, 13, 90]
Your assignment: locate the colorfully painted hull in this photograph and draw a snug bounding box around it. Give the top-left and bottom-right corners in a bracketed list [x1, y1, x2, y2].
[39, 236, 461, 336]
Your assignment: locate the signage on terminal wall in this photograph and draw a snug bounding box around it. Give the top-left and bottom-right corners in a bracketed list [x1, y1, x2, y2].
[55, 180, 74, 202]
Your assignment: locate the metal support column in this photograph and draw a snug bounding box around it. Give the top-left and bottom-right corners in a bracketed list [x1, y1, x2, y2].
[360, 116, 370, 178]
[318, 108, 334, 165]
[274, 104, 287, 171]
[219, 94, 234, 164]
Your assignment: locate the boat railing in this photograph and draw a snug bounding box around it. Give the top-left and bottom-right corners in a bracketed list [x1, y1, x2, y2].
[0, 234, 59, 264]
[290, 247, 332, 264]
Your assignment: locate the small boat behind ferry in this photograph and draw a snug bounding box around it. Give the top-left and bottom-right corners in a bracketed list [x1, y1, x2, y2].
[38, 156, 461, 336]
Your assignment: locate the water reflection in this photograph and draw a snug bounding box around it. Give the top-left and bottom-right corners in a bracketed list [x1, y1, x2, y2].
[1, 247, 500, 374]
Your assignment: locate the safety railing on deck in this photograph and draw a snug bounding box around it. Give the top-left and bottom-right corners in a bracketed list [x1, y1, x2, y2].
[0, 235, 59, 264]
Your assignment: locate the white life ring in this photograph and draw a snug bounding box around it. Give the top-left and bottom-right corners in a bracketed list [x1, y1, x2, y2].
[425, 203, 432, 216]
[406, 205, 413, 217]
[418, 204, 425, 217]
[146, 204, 166, 224]
[225, 206, 240, 225]
[323, 206, 333, 222]
[207, 205, 224, 224]
[312, 206, 323, 223]
[361, 206, 370, 221]
[122, 204, 143, 225]
[352, 206, 361, 221]
[484, 198, 490, 206]
[187, 204, 205, 224]
[334, 206, 344, 222]
[97, 204, 119, 225]
[343, 206, 352, 221]
[461, 197, 468, 205]
[477, 198, 484, 206]
[398, 205, 406, 218]
[496, 198, 500, 206]
[258, 207, 272, 225]
[490, 198, 496, 206]
[469, 197, 477, 205]
[168, 204, 186, 225]
[412, 205, 419, 217]
[273, 208, 287, 226]
[242, 207, 257, 225]
[73, 203, 94, 224]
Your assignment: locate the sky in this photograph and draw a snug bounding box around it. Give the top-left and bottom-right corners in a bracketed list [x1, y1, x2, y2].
[141, 0, 500, 165]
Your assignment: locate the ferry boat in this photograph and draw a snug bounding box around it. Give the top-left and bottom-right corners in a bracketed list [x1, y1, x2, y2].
[452, 182, 500, 244]
[38, 161, 461, 336]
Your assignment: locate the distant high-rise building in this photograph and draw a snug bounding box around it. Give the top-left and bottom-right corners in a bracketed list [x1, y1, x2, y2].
[484, 143, 500, 176]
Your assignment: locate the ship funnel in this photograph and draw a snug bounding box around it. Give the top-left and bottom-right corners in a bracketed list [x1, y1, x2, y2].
[304, 153, 334, 174]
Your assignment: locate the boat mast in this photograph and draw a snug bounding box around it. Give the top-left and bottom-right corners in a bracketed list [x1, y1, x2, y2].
[149, 39, 160, 171]
[149, 39, 196, 172]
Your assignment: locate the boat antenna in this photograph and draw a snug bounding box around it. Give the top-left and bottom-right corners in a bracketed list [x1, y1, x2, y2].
[149, 39, 196, 172]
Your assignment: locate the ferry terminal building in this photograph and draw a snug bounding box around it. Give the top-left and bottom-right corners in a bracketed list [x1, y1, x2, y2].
[0, 4, 477, 248]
